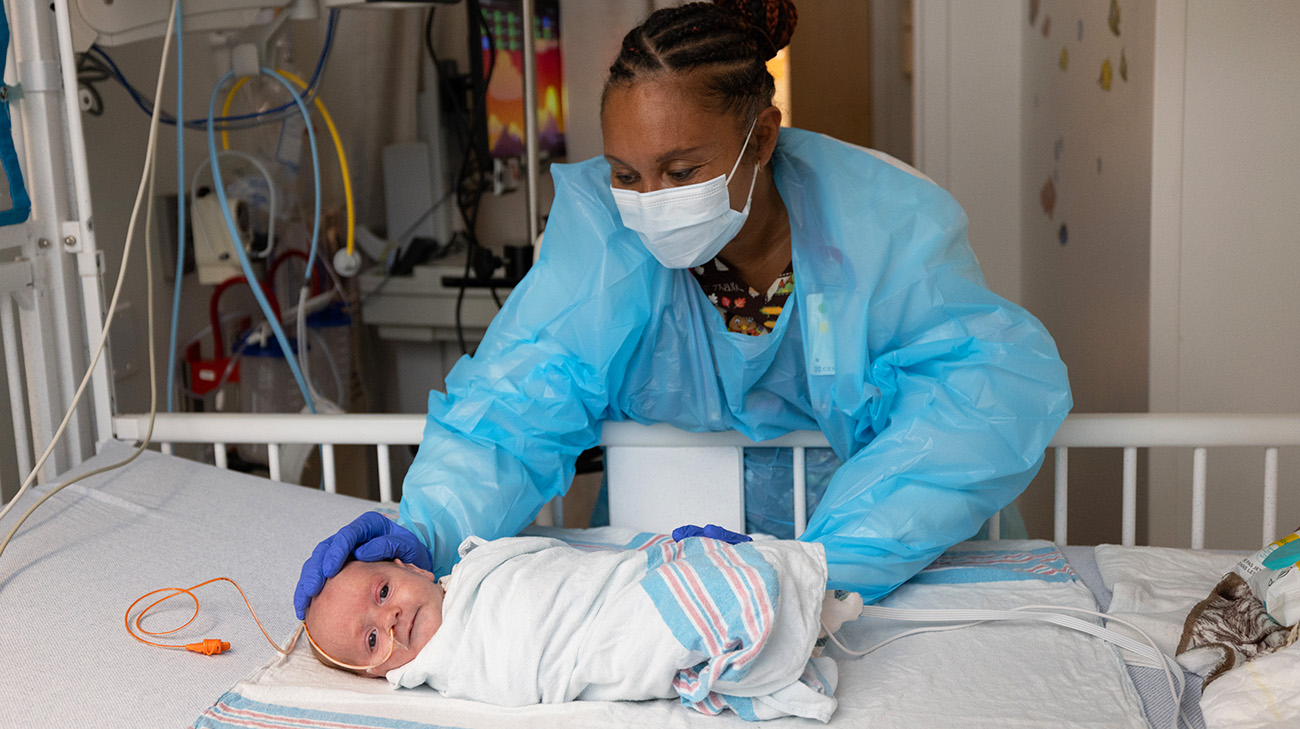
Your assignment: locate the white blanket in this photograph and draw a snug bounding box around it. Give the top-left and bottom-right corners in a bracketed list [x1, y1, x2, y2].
[387, 535, 836, 722]
[1095, 544, 1241, 663]
[1200, 645, 1300, 728]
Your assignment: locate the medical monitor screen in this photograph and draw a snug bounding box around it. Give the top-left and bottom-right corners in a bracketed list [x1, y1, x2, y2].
[473, 0, 566, 160]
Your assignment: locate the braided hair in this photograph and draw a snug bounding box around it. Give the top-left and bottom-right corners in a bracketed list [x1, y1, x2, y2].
[603, 0, 798, 125]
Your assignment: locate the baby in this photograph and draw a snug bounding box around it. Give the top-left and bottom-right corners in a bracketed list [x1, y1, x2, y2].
[303, 532, 861, 722]
[303, 558, 446, 677]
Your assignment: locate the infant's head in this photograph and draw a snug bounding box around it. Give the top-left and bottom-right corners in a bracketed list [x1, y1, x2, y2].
[303, 559, 445, 677]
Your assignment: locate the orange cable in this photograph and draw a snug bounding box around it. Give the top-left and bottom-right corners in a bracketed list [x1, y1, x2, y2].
[124, 577, 301, 657]
[125, 577, 396, 672]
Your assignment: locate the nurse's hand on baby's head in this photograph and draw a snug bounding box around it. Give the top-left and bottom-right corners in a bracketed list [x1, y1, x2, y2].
[294, 511, 433, 620]
[303, 559, 445, 678]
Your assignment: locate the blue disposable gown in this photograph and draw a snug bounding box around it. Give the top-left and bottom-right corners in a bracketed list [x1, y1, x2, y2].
[400, 128, 1072, 602]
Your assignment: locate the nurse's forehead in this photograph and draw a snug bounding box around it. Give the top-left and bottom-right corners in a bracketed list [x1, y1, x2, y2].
[602, 81, 738, 160]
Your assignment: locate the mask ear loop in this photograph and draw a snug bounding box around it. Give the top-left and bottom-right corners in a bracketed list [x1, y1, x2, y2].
[725, 117, 760, 183]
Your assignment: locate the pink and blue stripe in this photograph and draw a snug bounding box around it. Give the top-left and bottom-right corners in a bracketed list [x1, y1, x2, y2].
[192, 692, 458, 729]
[640, 538, 781, 715]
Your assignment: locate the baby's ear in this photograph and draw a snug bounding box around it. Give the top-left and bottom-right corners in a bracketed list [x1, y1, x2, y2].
[394, 559, 437, 581]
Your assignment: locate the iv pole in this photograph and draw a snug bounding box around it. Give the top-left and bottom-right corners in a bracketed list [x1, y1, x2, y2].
[521, 0, 539, 249]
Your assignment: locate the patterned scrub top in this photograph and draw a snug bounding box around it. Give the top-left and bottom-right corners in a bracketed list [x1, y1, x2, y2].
[690, 258, 795, 336]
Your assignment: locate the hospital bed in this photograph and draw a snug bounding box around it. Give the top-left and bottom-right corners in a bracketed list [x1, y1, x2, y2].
[4, 411, 1299, 729]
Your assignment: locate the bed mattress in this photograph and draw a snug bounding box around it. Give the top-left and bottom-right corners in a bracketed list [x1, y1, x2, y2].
[0, 444, 1215, 728]
[0, 442, 379, 728]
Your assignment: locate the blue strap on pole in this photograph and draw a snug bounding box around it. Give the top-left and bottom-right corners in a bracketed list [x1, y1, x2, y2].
[0, 2, 31, 227]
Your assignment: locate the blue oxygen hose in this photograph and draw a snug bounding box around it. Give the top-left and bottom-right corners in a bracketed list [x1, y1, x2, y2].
[166, 0, 184, 412]
[204, 69, 321, 414]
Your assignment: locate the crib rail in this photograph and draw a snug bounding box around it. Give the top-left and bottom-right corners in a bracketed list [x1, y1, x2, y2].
[110, 412, 1300, 547]
[1050, 414, 1300, 547]
[114, 413, 426, 503]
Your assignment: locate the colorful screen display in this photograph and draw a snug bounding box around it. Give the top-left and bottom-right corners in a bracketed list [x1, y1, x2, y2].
[478, 0, 566, 159]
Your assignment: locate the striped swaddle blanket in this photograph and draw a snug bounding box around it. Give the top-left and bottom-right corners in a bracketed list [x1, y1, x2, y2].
[387, 535, 837, 722]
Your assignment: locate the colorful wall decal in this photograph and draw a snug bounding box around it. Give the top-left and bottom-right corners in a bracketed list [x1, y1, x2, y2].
[1060, 47, 1069, 70]
[1042, 15, 1051, 37]
[1058, 223, 1068, 246]
[1041, 177, 1057, 219]
[1120, 48, 1128, 81]
[1109, 0, 1121, 36]
[1030, 0, 1040, 25]
[1099, 58, 1113, 90]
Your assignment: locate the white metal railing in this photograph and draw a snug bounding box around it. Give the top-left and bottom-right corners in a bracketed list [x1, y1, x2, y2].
[114, 412, 426, 503]
[1048, 413, 1300, 547]
[109, 412, 1300, 546]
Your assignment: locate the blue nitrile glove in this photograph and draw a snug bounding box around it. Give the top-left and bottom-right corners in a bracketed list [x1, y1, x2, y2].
[293, 511, 432, 619]
[671, 524, 753, 544]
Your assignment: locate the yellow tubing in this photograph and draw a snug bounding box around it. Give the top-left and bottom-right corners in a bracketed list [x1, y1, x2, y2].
[218, 71, 356, 256]
[218, 76, 251, 151]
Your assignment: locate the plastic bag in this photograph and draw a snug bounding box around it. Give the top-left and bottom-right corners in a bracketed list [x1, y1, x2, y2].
[1230, 529, 1300, 626]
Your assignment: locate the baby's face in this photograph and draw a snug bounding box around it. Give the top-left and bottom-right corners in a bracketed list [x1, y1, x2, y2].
[304, 559, 445, 676]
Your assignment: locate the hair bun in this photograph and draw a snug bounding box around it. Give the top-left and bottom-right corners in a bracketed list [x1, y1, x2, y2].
[715, 0, 798, 59]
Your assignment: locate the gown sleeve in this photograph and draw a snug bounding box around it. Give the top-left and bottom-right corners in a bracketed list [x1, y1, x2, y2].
[399, 161, 652, 576]
[798, 171, 1073, 601]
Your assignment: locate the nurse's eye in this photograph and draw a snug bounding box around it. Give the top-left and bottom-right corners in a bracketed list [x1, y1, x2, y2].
[613, 171, 639, 186]
[367, 629, 378, 652]
[668, 167, 698, 183]
[379, 583, 389, 602]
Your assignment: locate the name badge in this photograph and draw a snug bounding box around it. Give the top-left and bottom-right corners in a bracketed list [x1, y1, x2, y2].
[805, 293, 835, 376]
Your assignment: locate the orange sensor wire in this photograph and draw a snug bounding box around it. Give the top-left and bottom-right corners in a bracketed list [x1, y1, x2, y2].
[125, 577, 302, 657]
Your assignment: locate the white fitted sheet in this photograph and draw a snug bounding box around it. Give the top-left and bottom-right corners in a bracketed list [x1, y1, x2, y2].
[0, 442, 378, 729]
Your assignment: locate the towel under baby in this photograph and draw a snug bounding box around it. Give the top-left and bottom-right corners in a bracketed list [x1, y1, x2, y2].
[387, 535, 838, 722]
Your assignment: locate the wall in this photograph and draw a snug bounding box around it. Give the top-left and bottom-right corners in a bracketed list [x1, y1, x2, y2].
[869, 0, 913, 164]
[1148, 0, 1300, 548]
[789, 0, 872, 147]
[1018, 0, 1155, 544]
[562, 0, 652, 163]
[914, 0, 1023, 304]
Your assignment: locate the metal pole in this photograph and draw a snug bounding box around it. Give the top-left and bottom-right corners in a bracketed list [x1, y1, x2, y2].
[1, 293, 33, 484]
[521, 0, 540, 246]
[8, 0, 94, 479]
[53, 0, 114, 447]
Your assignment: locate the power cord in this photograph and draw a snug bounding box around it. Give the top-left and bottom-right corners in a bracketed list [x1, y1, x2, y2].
[0, 0, 179, 567]
[426, 3, 499, 355]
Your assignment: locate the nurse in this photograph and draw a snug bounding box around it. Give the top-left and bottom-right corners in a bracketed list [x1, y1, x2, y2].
[294, 0, 1071, 619]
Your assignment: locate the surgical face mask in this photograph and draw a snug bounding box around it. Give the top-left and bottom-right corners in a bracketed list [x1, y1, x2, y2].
[611, 121, 760, 269]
